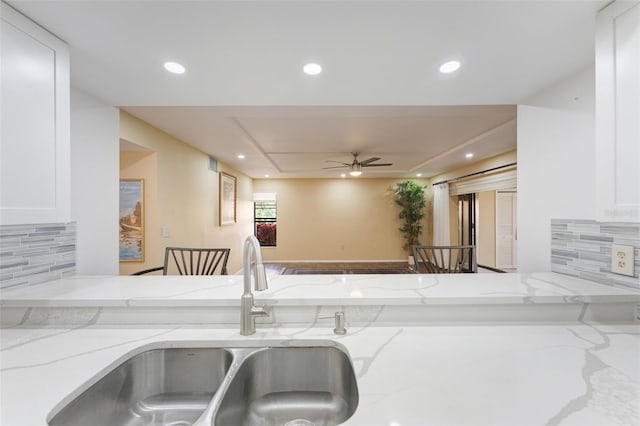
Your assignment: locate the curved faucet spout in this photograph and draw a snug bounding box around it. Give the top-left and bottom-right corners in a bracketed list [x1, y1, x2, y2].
[244, 234, 268, 292]
[240, 235, 269, 335]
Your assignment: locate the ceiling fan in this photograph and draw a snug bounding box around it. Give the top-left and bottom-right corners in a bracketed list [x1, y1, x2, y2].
[323, 152, 393, 176]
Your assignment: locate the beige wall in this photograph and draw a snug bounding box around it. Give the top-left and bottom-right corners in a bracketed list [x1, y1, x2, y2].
[253, 178, 432, 261]
[119, 111, 253, 274]
[477, 191, 496, 267]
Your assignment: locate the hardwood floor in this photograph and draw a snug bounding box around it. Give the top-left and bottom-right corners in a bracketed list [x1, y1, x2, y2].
[265, 262, 413, 275]
[264, 262, 507, 275]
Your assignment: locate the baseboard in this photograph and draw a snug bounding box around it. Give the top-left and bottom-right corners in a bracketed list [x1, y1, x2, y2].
[478, 264, 508, 273]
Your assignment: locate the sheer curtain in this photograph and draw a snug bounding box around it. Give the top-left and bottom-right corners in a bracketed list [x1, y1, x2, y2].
[433, 184, 450, 246]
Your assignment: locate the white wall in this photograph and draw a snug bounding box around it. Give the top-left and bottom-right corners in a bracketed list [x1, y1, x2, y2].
[517, 67, 597, 272]
[70, 88, 120, 274]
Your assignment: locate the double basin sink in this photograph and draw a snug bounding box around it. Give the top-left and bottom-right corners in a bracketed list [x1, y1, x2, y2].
[48, 341, 359, 426]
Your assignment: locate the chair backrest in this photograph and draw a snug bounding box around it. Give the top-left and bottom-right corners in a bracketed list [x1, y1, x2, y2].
[163, 247, 230, 275]
[412, 245, 477, 273]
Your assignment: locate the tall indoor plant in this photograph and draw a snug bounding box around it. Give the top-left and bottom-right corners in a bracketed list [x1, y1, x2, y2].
[394, 180, 427, 263]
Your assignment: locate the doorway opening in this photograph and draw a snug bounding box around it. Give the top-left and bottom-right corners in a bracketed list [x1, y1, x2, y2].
[456, 190, 517, 272]
[457, 194, 476, 247]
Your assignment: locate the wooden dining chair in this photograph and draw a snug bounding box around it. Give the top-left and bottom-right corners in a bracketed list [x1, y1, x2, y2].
[132, 247, 230, 275]
[412, 245, 477, 273]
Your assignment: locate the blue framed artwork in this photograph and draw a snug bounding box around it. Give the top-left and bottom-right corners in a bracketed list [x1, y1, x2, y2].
[119, 179, 144, 262]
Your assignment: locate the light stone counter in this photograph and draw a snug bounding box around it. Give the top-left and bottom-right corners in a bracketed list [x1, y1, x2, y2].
[1, 272, 639, 326]
[1, 323, 639, 426]
[1, 272, 639, 425]
[1, 272, 638, 307]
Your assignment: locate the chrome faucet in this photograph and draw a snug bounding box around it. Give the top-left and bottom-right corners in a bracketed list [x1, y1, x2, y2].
[240, 235, 269, 335]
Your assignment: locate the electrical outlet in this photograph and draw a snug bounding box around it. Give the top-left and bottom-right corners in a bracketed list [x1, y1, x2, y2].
[611, 244, 634, 276]
[636, 304, 640, 322]
[161, 225, 170, 238]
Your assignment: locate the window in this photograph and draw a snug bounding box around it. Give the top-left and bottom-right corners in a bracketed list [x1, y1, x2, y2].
[254, 200, 277, 246]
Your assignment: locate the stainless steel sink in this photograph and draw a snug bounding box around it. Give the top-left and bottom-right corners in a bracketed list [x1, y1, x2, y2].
[48, 347, 233, 426]
[48, 342, 359, 426]
[213, 347, 359, 426]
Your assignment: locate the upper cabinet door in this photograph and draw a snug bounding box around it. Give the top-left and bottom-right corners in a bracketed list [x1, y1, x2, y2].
[0, 3, 70, 225]
[596, 0, 640, 222]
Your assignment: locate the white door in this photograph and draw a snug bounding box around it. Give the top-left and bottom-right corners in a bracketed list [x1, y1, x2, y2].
[496, 192, 517, 269]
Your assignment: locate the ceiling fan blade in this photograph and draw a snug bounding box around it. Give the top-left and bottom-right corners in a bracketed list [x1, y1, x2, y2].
[322, 165, 349, 169]
[358, 157, 381, 165]
[325, 160, 351, 166]
[361, 163, 393, 167]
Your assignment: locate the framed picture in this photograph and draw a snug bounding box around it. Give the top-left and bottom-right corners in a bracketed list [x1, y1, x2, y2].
[119, 179, 145, 262]
[219, 172, 237, 226]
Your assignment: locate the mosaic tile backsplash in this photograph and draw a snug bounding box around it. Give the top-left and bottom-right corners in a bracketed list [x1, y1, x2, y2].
[0, 223, 76, 290]
[551, 219, 640, 292]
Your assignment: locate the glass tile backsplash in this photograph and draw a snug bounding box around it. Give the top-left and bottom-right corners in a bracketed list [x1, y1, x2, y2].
[551, 219, 639, 292]
[0, 223, 76, 290]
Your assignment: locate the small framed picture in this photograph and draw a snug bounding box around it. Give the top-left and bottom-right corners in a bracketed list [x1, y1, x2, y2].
[219, 172, 237, 226]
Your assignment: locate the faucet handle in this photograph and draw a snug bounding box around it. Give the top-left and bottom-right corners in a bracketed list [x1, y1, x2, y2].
[252, 304, 269, 317]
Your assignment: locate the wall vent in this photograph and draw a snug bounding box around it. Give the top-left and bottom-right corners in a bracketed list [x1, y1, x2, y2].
[208, 156, 218, 172]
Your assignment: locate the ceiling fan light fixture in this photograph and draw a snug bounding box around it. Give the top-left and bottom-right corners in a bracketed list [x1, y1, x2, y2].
[322, 152, 392, 175]
[349, 163, 363, 176]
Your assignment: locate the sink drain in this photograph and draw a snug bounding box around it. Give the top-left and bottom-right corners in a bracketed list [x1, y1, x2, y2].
[284, 419, 315, 426]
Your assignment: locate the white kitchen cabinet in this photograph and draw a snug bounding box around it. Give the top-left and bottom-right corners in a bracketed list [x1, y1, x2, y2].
[596, 0, 640, 222]
[0, 3, 70, 224]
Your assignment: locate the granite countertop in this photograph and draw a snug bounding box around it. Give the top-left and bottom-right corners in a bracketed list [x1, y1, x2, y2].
[1, 272, 639, 425]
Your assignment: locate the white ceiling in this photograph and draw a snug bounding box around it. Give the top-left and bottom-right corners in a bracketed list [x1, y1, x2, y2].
[7, 0, 607, 178]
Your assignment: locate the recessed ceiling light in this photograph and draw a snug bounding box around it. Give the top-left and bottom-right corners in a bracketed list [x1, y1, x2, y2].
[416, 173, 422, 177]
[439, 60, 461, 74]
[465, 153, 474, 159]
[237, 154, 245, 159]
[264, 174, 270, 178]
[303, 63, 322, 75]
[340, 173, 346, 178]
[164, 61, 186, 74]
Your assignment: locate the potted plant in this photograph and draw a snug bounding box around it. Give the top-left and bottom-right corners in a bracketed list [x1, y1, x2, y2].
[394, 180, 427, 266]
